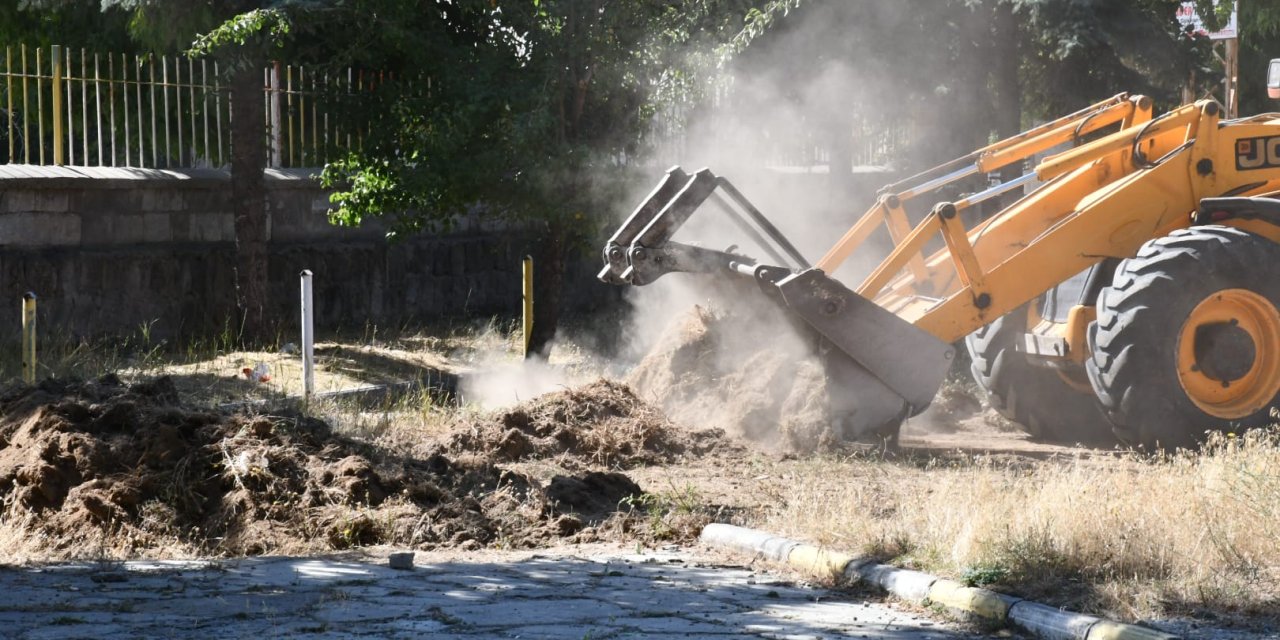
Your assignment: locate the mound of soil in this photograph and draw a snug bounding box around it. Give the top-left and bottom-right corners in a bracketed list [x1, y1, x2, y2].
[448, 379, 729, 468]
[627, 306, 837, 453]
[0, 376, 647, 559]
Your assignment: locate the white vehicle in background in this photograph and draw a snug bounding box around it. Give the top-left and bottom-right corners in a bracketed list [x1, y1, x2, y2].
[1270, 58, 1280, 98]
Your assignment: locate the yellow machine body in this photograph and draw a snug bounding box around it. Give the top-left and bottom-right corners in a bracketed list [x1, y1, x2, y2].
[825, 97, 1280, 344]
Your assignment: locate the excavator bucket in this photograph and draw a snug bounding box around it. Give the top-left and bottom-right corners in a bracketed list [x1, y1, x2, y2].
[600, 166, 955, 435]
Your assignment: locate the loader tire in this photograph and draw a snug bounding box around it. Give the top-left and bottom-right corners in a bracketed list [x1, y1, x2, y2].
[966, 307, 1116, 447]
[1087, 226, 1280, 451]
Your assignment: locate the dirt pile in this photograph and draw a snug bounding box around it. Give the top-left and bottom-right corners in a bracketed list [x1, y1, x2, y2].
[448, 379, 729, 468]
[626, 306, 837, 452]
[0, 376, 652, 559]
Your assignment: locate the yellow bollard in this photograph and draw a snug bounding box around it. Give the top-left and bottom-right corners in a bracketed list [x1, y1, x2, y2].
[21, 292, 36, 384]
[522, 256, 533, 358]
[51, 45, 63, 166]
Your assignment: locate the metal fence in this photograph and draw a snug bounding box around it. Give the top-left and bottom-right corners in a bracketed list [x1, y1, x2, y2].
[0, 44, 369, 169]
[1, 44, 906, 173]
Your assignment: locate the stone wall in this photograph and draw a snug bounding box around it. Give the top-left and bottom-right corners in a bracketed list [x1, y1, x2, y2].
[0, 165, 611, 340]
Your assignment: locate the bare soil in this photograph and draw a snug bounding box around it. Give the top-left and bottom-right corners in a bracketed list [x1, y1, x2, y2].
[0, 375, 728, 560]
[447, 378, 733, 469]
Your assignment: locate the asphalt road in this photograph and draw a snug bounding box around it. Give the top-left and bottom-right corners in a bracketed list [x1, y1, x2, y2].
[0, 546, 1003, 639]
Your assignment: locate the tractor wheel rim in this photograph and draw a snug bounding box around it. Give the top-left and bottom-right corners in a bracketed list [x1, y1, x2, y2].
[1176, 288, 1280, 419]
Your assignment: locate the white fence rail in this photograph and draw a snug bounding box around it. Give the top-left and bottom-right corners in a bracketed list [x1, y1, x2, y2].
[0, 44, 380, 169]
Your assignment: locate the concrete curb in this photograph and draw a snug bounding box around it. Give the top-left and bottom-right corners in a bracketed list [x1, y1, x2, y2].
[700, 523, 1179, 640]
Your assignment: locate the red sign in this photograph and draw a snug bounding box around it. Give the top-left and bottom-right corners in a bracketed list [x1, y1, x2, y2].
[1178, 1, 1238, 40]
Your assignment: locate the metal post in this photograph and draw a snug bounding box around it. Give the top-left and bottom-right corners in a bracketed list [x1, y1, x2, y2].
[21, 292, 36, 384]
[21, 45, 28, 163]
[51, 46, 63, 165]
[65, 48, 73, 165]
[36, 47, 44, 165]
[300, 270, 314, 398]
[80, 48, 87, 165]
[286, 64, 294, 167]
[93, 52, 102, 166]
[214, 61, 223, 167]
[149, 55, 157, 168]
[269, 61, 283, 168]
[1226, 37, 1239, 119]
[522, 256, 534, 358]
[5, 46, 12, 164]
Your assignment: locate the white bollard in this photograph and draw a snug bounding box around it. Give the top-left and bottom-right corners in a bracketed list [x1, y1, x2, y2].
[300, 269, 315, 398]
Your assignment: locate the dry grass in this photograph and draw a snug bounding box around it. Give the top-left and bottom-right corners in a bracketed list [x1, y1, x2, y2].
[752, 430, 1280, 621]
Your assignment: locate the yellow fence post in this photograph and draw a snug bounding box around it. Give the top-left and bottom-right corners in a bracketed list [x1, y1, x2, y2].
[6, 46, 13, 163]
[522, 256, 534, 358]
[21, 292, 36, 384]
[51, 45, 63, 165]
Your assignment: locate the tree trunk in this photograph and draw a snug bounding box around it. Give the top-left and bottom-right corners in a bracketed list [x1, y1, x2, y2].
[991, 2, 1022, 143]
[229, 63, 269, 344]
[990, 1, 1024, 214]
[526, 225, 566, 359]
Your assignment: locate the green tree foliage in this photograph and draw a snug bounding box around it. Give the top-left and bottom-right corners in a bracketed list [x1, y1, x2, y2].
[0, 1, 135, 51]
[1231, 0, 1280, 115]
[1014, 0, 1210, 114]
[304, 1, 757, 236]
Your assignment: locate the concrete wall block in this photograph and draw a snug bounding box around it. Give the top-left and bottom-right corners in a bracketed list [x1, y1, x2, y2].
[311, 194, 330, 215]
[449, 244, 466, 275]
[169, 211, 191, 241]
[429, 246, 448, 276]
[107, 213, 173, 244]
[140, 189, 184, 212]
[181, 189, 225, 214]
[182, 212, 234, 243]
[33, 191, 71, 212]
[0, 212, 82, 246]
[0, 177, 609, 337]
[0, 190, 36, 213]
[87, 189, 141, 214]
[463, 241, 482, 272]
[80, 211, 114, 245]
[385, 245, 414, 280]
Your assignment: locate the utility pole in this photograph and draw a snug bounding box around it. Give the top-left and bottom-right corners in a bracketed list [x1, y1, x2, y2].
[1219, 31, 1240, 118]
[1178, 1, 1239, 116]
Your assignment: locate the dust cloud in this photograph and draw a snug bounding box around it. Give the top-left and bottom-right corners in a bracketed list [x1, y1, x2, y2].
[484, 4, 982, 445]
[606, 3, 923, 448]
[459, 354, 575, 410]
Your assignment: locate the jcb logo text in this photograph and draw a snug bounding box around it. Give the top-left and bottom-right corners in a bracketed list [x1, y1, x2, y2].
[1236, 136, 1280, 170]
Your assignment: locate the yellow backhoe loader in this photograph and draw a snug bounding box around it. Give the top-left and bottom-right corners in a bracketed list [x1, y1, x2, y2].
[601, 93, 1280, 450]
